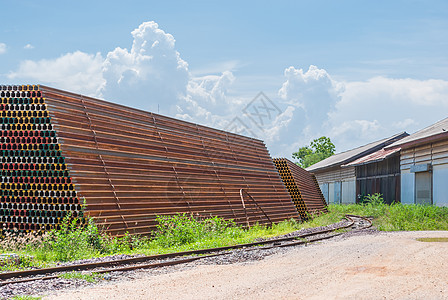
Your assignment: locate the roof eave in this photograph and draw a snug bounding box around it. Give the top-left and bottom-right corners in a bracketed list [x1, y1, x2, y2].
[386, 132, 448, 150]
[307, 132, 408, 173]
[342, 148, 401, 167]
[308, 143, 391, 172]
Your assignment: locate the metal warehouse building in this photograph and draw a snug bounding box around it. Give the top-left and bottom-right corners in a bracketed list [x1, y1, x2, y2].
[307, 132, 408, 204]
[385, 117, 448, 206]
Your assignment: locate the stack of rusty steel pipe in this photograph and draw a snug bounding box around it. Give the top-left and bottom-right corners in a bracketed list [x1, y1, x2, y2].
[0, 85, 82, 232]
[273, 158, 327, 219]
[0, 85, 300, 236]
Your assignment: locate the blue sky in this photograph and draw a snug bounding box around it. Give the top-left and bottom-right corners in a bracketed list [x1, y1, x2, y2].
[1, 0, 447, 157]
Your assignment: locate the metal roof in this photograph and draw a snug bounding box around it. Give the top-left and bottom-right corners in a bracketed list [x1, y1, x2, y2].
[385, 117, 448, 149]
[342, 147, 401, 167]
[306, 132, 408, 172]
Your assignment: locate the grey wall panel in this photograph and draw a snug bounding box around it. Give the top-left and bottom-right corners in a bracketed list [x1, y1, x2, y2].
[342, 179, 356, 204]
[320, 183, 329, 203]
[401, 170, 414, 204]
[400, 139, 448, 207]
[433, 164, 448, 207]
[415, 171, 432, 205]
[328, 182, 335, 204]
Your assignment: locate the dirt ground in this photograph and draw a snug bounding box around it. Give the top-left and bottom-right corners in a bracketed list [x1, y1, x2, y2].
[43, 231, 448, 300]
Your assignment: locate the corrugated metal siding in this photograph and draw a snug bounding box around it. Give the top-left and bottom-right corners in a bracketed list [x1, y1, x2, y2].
[401, 170, 414, 204]
[355, 154, 401, 204]
[341, 180, 356, 204]
[313, 166, 355, 184]
[401, 140, 448, 170]
[400, 140, 448, 206]
[312, 167, 355, 204]
[328, 182, 335, 204]
[433, 165, 448, 206]
[432, 140, 448, 166]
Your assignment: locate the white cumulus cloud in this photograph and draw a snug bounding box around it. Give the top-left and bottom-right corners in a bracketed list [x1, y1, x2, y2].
[0, 43, 6, 54]
[328, 76, 448, 151]
[177, 71, 237, 127]
[262, 65, 342, 157]
[8, 51, 105, 96]
[329, 119, 382, 150]
[6, 21, 448, 158]
[392, 118, 416, 129]
[24, 44, 34, 50]
[260, 66, 448, 156]
[101, 21, 189, 112]
[6, 21, 239, 130]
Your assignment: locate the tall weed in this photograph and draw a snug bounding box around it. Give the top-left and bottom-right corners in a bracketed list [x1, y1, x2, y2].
[313, 194, 448, 231]
[35, 215, 101, 261]
[28, 214, 140, 261]
[152, 214, 236, 247]
[380, 204, 448, 231]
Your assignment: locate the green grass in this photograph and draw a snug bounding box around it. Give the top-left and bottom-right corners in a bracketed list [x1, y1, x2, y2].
[59, 271, 103, 283]
[0, 254, 48, 272]
[416, 237, 448, 242]
[10, 296, 42, 300]
[306, 195, 448, 231]
[133, 216, 302, 256]
[2, 198, 448, 271]
[0, 214, 302, 269]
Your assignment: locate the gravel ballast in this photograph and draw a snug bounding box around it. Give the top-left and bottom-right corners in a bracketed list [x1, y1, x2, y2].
[0, 218, 379, 299]
[42, 230, 448, 300]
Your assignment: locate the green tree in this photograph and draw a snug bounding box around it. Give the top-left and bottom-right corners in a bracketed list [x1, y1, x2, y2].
[292, 136, 335, 168]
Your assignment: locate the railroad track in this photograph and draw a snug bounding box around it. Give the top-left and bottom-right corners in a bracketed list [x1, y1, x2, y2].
[0, 215, 371, 286]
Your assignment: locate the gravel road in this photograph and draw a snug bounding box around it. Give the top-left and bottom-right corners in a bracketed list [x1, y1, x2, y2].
[39, 230, 448, 300]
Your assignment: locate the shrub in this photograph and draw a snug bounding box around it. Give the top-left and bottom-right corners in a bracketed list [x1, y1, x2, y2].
[363, 193, 384, 205]
[36, 215, 101, 261]
[152, 214, 235, 248]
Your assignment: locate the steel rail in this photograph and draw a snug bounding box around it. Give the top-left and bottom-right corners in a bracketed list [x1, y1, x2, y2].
[345, 214, 372, 229]
[1, 233, 345, 286]
[0, 215, 372, 285]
